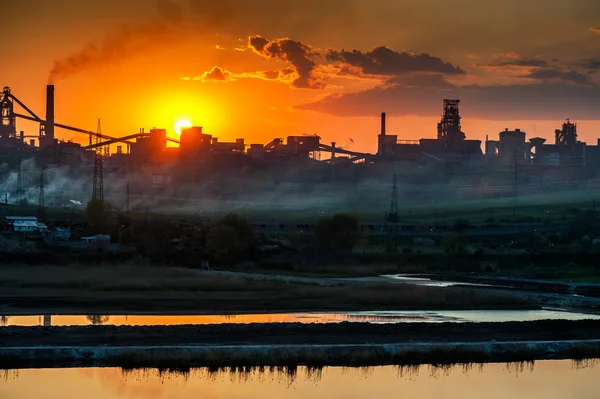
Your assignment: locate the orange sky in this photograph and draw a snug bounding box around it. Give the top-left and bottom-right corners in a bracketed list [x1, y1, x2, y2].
[3, 0, 600, 153]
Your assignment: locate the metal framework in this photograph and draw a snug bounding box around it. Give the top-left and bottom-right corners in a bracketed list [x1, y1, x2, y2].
[437, 99, 465, 143]
[92, 119, 104, 201]
[387, 172, 399, 223]
[555, 119, 578, 147]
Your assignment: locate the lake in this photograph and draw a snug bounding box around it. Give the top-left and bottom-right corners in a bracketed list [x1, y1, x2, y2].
[1, 361, 599, 398]
[2, 309, 600, 327]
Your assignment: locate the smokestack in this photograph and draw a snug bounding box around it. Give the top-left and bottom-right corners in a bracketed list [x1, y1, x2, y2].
[381, 112, 386, 135]
[45, 85, 55, 143]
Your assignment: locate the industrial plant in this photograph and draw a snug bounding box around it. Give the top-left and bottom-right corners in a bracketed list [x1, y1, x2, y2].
[2, 84, 600, 213]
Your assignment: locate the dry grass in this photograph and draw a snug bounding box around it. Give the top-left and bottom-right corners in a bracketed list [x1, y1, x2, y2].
[97, 345, 580, 369]
[0, 263, 252, 292]
[0, 263, 535, 311]
[291, 284, 533, 310]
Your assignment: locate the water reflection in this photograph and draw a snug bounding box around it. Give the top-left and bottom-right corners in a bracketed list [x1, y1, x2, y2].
[3, 309, 600, 327]
[86, 315, 110, 325]
[1, 361, 599, 399]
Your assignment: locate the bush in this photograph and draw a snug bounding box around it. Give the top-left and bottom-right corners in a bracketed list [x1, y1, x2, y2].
[442, 235, 468, 255]
[452, 219, 471, 233]
[315, 213, 360, 252]
[206, 214, 254, 262]
[85, 198, 111, 232]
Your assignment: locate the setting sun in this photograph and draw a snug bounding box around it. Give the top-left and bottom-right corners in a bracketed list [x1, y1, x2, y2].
[174, 119, 192, 135]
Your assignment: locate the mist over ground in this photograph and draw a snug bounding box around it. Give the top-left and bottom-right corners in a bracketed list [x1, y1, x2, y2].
[1, 158, 599, 222]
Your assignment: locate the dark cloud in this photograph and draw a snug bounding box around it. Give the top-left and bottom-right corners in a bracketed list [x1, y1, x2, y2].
[488, 59, 550, 68]
[326, 46, 464, 77]
[578, 58, 600, 70]
[519, 67, 593, 85]
[248, 35, 324, 89]
[297, 81, 600, 120]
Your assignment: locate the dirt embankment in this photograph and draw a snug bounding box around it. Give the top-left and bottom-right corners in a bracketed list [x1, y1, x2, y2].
[3, 320, 600, 347]
[3, 321, 600, 369]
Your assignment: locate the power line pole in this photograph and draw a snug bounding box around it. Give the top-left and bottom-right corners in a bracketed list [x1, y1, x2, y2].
[92, 119, 104, 201]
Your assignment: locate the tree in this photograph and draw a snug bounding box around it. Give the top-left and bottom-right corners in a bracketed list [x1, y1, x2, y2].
[86, 315, 109, 325]
[217, 214, 254, 244]
[315, 213, 361, 251]
[452, 218, 471, 234]
[86, 198, 110, 231]
[206, 214, 254, 262]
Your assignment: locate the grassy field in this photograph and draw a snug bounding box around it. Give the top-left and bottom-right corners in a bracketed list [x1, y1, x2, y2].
[0, 263, 534, 314]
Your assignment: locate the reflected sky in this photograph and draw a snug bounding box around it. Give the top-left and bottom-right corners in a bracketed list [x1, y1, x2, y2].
[2, 310, 600, 327]
[1, 361, 599, 399]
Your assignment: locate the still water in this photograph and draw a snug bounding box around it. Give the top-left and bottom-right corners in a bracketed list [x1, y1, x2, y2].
[2, 309, 600, 327]
[1, 361, 599, 399]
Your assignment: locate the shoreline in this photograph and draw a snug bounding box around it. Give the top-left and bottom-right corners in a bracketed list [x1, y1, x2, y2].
[2, 340, 600, 370]
[4, 320, 600, 346]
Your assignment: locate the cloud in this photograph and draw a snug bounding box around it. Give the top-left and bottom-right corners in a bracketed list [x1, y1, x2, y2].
[248, 35, 324, 89]
[297, 81, 600, 120]
[207, 36, 465, 90]
[519, 67, 593, 85]
[183, 66, 296, 84]
[589, 26, 600, 34]
[488, 59, 550, 68]
[193, 66, 236, 82]
[326, 47, 464, 77]
[578, 58, 600, 70]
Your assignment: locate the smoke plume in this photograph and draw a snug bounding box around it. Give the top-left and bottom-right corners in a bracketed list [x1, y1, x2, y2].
[47, 0, 183, 83]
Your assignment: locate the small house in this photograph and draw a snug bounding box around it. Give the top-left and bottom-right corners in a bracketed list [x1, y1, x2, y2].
[13, 220, 39, 232]
[5, 216, 38, 228]
[81, 234, 111, 250]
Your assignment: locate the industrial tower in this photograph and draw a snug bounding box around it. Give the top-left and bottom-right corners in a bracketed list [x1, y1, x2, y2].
[0, 87, 17, 142]
[387, 172, 399, 223]
[92, 119, 104, 200]
[437, 99, 466, 144]
[555, 119, 578, 147]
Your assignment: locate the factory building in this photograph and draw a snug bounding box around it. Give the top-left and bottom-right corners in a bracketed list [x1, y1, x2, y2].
[377, 100, 482, 165]
[485, 120, 600, 168]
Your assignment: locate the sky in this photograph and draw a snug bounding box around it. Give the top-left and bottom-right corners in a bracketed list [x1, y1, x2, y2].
[3, 0, 600, 153]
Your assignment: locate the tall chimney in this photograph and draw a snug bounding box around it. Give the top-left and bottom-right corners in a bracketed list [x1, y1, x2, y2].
[381, 112, 386, 135]
[45, 85, 55, 143]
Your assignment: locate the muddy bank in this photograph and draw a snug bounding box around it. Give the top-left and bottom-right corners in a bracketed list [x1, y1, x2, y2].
[3, 320, 600, 347]
[2, 340, 600, 369]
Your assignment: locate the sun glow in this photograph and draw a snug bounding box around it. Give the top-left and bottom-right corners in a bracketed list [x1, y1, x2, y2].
[174, 119, 192, 135]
